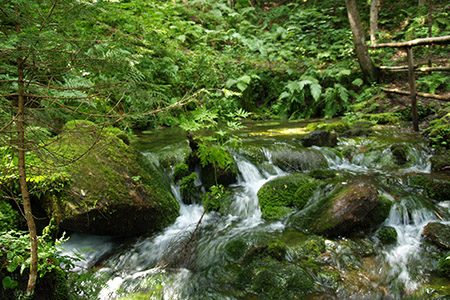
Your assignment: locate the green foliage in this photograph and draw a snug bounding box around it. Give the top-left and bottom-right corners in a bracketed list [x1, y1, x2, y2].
[0, 201, 19, 232]
[438, 254, 450, 278]
[0, 230, 73, 290]
[173, 163, 189, 182]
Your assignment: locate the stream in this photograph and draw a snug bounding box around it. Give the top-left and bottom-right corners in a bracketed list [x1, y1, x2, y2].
[62, 120, 450, 299]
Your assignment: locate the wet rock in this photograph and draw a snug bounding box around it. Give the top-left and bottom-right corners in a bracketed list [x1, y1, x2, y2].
[40, 121, 179, 237]
[237, 240, 315, 299]
[422, 222, 450, 250]
[410, 174, 450, 201]
[290, 179, 392, 237]
[341, 122, 374, 137]
[257, 173, 318, 219]
[390, 143, 409, 165]
[302, 130, 337, 147]
[431, 150, 450, 173]
[377, 226, 398, 244]
[271, 145, 328, 172]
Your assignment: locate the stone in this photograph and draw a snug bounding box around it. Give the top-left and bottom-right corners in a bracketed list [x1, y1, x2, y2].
[290, 179, 392, 237]
[302, 130, 337, 147]
[40, 122, 179, 237]
[422, 222, 450, 250]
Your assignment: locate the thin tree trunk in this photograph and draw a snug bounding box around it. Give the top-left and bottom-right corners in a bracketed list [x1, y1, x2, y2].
[16, 5, 38, 296]
[370, 0, 380, 44]
[345, 0, 379, 82]
[427, 0, 433, 68]
[419, 0, 425, 6]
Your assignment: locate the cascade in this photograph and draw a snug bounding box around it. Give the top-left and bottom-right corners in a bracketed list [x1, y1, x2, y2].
[60, 124, 449, 299]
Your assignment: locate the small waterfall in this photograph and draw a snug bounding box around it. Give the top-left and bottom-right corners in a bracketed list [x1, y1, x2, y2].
[382, 199, 437, 293]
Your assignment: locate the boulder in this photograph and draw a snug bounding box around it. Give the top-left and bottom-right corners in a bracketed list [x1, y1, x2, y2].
[270, 146, 328, 172]
[422, 222, 450, 250]
[431, 150, 450, 172]
[290, 179, 392, 237]
[257, 173, 318, 219]
[41, 122, 179, 236]
[301, 130, 337, 147]
[410, 174, 450, 201]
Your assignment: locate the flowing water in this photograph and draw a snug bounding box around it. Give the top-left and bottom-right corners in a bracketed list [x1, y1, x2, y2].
[61, 121, 450, 299]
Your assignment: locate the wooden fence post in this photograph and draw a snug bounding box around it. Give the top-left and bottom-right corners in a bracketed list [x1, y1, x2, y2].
[407, 47, 419, 131]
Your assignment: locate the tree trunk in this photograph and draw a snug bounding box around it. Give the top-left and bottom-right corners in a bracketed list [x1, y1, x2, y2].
[345, 0, 379, 82]
[370, 0, 380, 44]
[419, 0, 425, 6]
[16, 5, 38, 296]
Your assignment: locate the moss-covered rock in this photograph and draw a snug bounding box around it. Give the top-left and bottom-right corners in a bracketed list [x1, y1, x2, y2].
[377, 226, 398, 244]
[270, 145, 328, 172]
[410, 174, 450, 201]
[363, 113, 400, 125]
[306, 121, 350, 133]
[40, 121, 179, 237]
[237, 241, 315, 299]
[257, 173, 316, 219]
[179, 173, 200, 204]
[430, 150, 450, 172]
[301, 130, 337, 147]
[289, 179, 392, 237]
[429, 124, 450, 149]
[422, 222, 450, 250]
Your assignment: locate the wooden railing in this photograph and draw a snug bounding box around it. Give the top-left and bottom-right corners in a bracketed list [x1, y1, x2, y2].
[370, 35, 450, 131]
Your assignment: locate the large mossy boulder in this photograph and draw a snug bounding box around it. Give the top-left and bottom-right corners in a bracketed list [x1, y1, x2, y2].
[42, 121, 179, 236]
[289, 179, 392, 237]
[422, 222, 450, 250]
[257, 173, 318, 219]
[270, 145, 328, 172]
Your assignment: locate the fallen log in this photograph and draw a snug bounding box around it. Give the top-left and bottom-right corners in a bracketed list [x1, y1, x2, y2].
[381, 87, 450, 101]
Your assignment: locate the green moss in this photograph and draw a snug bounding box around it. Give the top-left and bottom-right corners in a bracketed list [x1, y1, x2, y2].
[179, 173, 199, 203]
[430, 150, 450, 172]
[363, 113, 400, 125]
[308, 169, 337, 180]
[378, 226, 398, 244]
[38, 122, 179, 236]
[429, 124, 450, 149]
[257, 173, 310, 219]
[438, 254, 450, 277]
[225, 239, 248, 261]
[306, 121, 350, 133]
[293, 179, 319, 210]
[297, 236, 326, 259]
[267, 240, 287, 261]
[0, 201, 19, 232]
[173, 163, 189, 182]
[410, 175, 450, 201]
